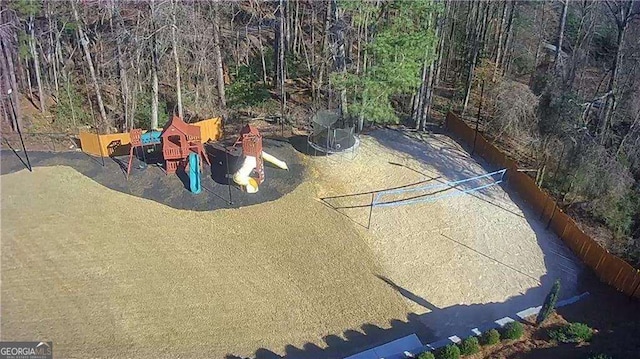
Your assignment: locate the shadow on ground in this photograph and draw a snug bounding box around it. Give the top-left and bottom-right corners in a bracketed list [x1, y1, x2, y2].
[224, 126, 612, 359]
[0, 138, 304, 211]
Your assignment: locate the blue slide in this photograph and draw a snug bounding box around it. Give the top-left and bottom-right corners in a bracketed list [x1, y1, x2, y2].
[188, 152, 202, 194]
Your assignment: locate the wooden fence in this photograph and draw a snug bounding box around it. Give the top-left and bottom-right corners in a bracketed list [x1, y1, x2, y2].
[445, 112, 640, 298]
[79, 118, 223, 157]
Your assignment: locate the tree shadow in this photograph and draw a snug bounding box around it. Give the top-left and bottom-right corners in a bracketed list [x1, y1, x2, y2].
[2, 136, 31, 171]
[224, 126, 602, 359]
[289, 135, 327, 157]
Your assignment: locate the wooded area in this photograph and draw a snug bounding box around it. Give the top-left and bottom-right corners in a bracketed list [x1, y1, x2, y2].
[1, 0, 639, 266]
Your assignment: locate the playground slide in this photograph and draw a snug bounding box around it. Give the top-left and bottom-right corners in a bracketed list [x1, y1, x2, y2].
[233, 155, 259, 193]
[262, 151, 289, 170]
[188, 152, 202, 194]
[232, 152, 288, 193]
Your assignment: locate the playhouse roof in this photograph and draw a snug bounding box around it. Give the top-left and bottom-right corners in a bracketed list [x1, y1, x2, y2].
[239, 124, 261, 137]
[161, 116, 200, 137]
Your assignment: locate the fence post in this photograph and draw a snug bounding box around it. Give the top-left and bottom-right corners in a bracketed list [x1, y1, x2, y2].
[545, 202, 557, 230]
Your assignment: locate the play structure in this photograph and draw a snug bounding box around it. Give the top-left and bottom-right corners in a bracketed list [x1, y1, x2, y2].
[125, 116, 210, 193]
[79, 115, 288, 195]
[232, 124, 288, 193]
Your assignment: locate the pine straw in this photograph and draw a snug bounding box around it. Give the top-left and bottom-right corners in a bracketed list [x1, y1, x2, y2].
[1, 166, 409, 358]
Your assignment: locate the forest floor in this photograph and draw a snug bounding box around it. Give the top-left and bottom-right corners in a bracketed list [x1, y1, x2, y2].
[0, 126, 614, 359]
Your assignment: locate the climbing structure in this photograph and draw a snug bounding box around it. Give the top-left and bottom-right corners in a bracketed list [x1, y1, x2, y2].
[161, 116, 210, 174]
[126, 128, 162, 178]
[235, 124, 264, 184]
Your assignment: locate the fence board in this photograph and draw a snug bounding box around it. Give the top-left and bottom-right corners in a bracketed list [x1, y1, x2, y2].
[444, 111, 639, 298]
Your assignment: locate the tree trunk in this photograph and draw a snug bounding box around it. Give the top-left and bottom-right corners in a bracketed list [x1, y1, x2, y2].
[601, 0, 635, 144]
[46, 1, 59, 100]
[171, 0, 183, 119]
[171, 0, 184, 119]
[500, 0, 516, 74]
[493, 0, 509, 80]
[151, 2, 159, 130]
[554, 0, 569, 72]
[29, 15, 46, 113]
[258, 22, 267, 84]
[332, 0, 348, 118]
[463, 41, 479, 116]
[533, 1, 547, 69]
[0, 40, 15, 129]
[213, 3, 226, 110]
[434, 0, 450, 88]
[1, 37, 22, 130]
[72, 1, 108, 130]
[316, 0, 332, 103]
[112, 5, 130, 130]
[276, 0, 286, 119]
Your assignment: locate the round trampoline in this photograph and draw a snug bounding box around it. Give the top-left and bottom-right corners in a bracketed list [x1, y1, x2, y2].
[307, 110, 360, 154]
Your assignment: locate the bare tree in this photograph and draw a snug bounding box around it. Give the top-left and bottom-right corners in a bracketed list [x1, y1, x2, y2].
[554, 0, 569, 72]
[212, 2, 226, 110]
[601, 0, 639, 144]
[71, 0, 108, 130]
[171, 0, 183, 119]
[28, 13, 45, 113]
[150, 1, 159, 129]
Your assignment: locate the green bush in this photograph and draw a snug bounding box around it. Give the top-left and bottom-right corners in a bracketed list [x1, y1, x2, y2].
[537, 279, 561, 325]
[502, 321, 524, 340]
[54, 81, 91, 128]
[227, 64, 270, 109]
[458, 336, 480, 355]
[133, 91, 169, 130]
[480, 329, 500, 345]
[418, 351, 436, 359]
[548, 323, 593, 343]
[435, 344, 460, 359]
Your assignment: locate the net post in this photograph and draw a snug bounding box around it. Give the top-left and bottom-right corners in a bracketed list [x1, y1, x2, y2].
[367, 192, 375, 229]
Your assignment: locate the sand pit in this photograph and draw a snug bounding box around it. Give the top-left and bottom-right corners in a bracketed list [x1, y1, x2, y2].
[310, 129, 583, 339]
[0, 166, 412, 359]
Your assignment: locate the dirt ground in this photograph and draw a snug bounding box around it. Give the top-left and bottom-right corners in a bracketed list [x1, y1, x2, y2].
[0, 166, 415, 359]
[309, 128, 584, 340]
[1, 128, 587, 358]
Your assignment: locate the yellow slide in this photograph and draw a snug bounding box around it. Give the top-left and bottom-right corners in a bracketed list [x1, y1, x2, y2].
[232, 152, 288, 193]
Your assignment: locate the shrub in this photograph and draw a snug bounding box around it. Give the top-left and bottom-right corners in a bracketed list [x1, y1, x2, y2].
[480, 329, 500, 345]
[502, 321, 524, 340]
[548, 323, 593, 343]
[435, 344, 460, 359]
[458, 336, 480, 355]
[418, 351, 436, 359]
[227, 64, 270, 109]
[536, 279, 561, 325]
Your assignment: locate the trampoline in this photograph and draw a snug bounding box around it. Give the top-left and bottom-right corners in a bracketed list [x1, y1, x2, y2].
[307, 110, 360, 154]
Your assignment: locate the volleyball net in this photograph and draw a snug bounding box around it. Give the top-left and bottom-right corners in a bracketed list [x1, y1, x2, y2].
[372, 169, 507, 208]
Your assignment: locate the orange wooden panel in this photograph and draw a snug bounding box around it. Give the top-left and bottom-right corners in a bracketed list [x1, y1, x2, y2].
[79, 131, 132, 157]
[193, 117, 223, 143]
